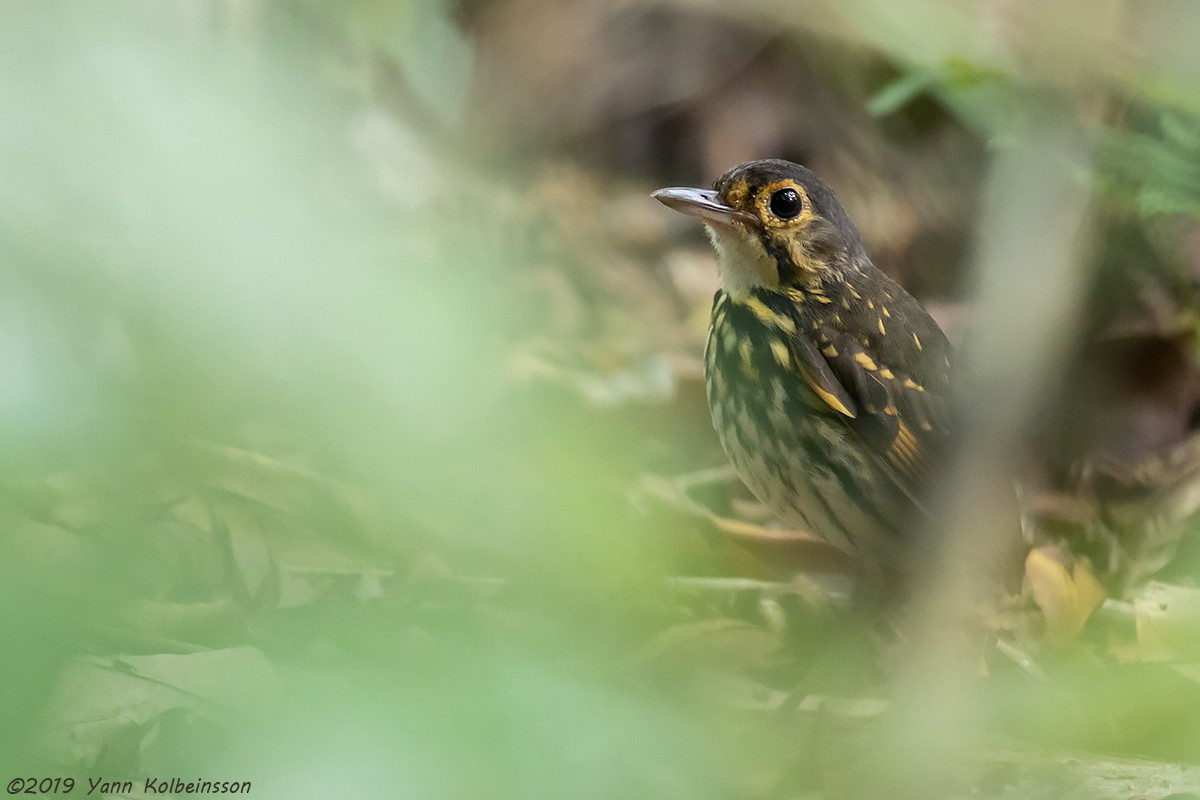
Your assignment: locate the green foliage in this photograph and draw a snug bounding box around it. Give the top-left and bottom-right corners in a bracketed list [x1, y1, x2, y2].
[3, 2, 1200, 798]
[1101, 111, 1200, 219]
[868, 57, 1011, 132]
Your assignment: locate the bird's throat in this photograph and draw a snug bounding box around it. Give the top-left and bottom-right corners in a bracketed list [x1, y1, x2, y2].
[704, 222, 780, 293]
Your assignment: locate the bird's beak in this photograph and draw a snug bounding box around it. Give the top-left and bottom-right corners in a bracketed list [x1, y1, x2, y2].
[652, 187, 758, 228]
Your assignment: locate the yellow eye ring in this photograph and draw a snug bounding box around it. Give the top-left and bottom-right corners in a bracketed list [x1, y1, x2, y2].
[755, 180, 811, 227]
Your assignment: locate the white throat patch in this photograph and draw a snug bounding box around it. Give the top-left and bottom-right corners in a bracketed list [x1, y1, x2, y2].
[704, 223, 779, 294]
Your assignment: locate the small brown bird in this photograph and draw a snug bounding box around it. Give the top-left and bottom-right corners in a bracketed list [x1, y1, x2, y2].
[654, 160, 954, 578]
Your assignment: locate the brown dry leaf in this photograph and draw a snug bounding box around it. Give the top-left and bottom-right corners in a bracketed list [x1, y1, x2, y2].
[631, 617, 779, 676]
[636, 470, 860, 581]
[636, 470, 823, 544]
[1025, 545, 1106, 639]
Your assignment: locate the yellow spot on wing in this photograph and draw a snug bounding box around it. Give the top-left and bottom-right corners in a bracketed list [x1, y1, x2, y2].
[903, 377, 925, 392]
[821, 344, 838, 358]
[882, 306, 891, 318]
[867, 298, 875, 309]
[912, 332, 922, 350]
[812, 295, 833, 304]
[889, 421, 920, 468]
[854, 352, 877, 371]
[809, 381, 856, 418]
[879, 368, 894, 380]
[877, 318, 886, 335]
[791, 348, 856, 419]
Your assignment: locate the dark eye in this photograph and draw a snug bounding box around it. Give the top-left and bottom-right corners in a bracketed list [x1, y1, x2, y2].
[768, 187, 803, 219]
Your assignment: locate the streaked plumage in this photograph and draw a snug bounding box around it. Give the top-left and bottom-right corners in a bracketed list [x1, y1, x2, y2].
[654, 160, 954, 573]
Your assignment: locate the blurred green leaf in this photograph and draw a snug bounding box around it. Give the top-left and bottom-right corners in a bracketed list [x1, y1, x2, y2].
[868, 67, 939, 117]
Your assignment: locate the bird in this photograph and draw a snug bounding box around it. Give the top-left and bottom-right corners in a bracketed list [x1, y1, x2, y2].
[653, 159, 955, 581]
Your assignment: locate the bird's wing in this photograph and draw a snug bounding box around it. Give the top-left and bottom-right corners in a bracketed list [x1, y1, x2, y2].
[787, 326, 952, 507]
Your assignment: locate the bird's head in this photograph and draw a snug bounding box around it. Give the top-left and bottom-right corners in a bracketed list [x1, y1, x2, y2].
[653, 159, 866, 295]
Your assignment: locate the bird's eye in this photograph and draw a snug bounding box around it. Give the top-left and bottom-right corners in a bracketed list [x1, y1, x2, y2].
[768, 188, 803, 219]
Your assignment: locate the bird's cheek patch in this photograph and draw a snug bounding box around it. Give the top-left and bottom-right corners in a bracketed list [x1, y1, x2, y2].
[786, 238, 829, 280]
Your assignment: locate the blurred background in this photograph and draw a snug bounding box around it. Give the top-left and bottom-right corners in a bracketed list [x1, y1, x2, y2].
[3, 0, 1200, 797]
